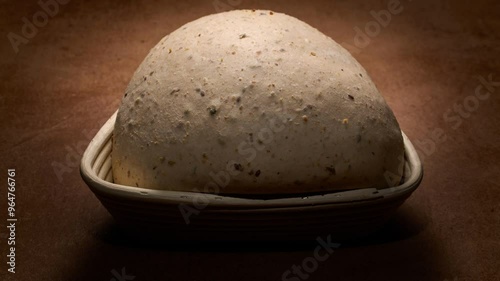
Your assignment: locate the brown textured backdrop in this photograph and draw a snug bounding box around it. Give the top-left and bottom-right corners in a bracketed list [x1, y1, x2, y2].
[1, 0, 499, 280]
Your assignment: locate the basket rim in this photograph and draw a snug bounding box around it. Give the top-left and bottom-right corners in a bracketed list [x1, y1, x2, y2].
[80, 111, 423, 208]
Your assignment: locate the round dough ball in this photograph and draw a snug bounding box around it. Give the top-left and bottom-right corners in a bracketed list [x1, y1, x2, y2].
[112, 9, 404, 194]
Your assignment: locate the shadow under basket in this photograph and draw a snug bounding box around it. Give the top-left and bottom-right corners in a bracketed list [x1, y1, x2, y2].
[81, 112, 423, 241]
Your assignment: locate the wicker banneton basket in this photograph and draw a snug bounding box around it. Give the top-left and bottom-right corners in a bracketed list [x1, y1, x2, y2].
[81, 111, 423, 240]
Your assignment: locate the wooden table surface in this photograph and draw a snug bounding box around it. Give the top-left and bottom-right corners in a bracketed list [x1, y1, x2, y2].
[1, 0, 499, 280]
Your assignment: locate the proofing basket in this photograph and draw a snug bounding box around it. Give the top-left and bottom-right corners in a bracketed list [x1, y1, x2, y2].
[81, 111, 423, 240]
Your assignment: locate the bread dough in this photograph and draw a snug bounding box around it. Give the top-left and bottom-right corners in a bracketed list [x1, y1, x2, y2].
[112, 9, 404, 194]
